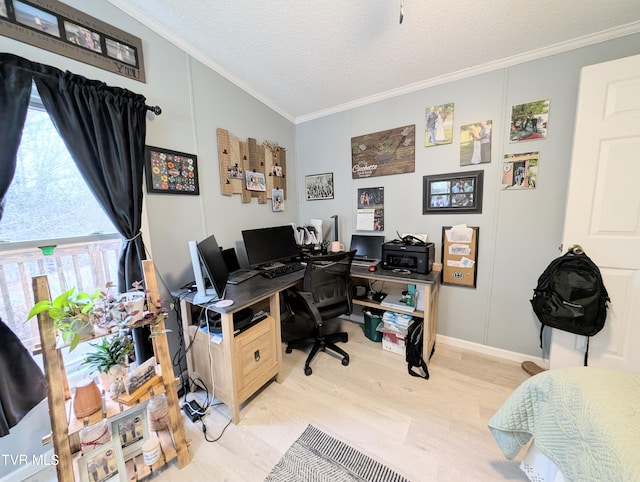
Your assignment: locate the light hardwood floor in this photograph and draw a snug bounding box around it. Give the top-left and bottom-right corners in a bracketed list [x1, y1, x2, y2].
[156, 320, 531, 481]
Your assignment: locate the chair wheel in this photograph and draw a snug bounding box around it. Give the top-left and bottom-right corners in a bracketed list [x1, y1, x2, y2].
[341, 335, 348, 343]
[304, 367, 312, 376]
[342, 357, 349, 366]
[285, 346, 293, 354]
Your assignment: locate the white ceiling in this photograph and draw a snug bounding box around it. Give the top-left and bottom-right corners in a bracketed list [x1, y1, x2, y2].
[107, 0, 640, 123]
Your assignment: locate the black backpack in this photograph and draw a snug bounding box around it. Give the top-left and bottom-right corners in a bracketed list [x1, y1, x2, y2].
[530, 247, 610, 366]
[405, 319, 431, 379]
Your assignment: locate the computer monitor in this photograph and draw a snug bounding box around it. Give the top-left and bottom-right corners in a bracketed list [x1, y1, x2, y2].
[350, 234, 385, 260]
[188, 234, 230, 305]
[242, 225, 300, 269]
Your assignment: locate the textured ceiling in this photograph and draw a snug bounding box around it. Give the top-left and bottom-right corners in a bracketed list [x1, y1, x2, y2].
[107, 0, 640, 123]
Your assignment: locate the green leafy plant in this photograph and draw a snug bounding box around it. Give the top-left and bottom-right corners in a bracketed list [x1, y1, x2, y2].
[26, 287, 100, 351]
[81, 335, 134, 375]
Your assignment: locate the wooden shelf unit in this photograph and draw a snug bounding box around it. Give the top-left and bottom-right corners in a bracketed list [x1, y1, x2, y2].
[32, 260, 189, 482]
[350, 264, 440, 362]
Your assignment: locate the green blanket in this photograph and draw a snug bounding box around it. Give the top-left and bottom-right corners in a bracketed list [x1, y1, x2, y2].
[488, 367, 640, 482]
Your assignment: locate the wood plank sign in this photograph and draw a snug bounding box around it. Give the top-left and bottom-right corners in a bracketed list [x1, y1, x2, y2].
[351, 125, 415, 179]
[0, 0, 145, 82]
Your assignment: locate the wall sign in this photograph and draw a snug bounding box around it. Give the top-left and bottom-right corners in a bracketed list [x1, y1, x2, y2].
[351, 125, 415, 179]
[0, 0, 145, 82]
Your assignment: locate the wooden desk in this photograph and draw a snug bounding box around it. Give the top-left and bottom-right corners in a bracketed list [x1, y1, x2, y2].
[177, 269, 302, 423]
[177, 264, 439, 423]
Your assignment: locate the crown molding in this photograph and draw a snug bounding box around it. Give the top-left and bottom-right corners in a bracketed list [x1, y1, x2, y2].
[106, 0, 640, 126]
[295, 21, 640, 124]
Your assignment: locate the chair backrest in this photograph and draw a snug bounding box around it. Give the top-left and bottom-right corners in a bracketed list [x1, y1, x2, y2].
[303, 250, 356, 313]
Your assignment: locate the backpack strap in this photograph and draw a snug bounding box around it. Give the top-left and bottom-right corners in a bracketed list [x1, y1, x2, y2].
[408, 359, 429, 379]
[584, 337, 590, 367]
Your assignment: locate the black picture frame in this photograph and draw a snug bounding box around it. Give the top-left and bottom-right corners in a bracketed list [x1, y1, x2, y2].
[145, 146, 199, 195]
[422, 170, 484, 214]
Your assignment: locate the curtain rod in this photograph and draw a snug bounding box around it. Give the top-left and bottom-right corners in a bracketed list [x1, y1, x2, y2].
[146, 105, 162, 115]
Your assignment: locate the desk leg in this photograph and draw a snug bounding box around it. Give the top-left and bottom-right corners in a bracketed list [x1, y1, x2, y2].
[270, 293, 284, 384]
[180, 298, 196, 390]
[220, 312, 240, 424]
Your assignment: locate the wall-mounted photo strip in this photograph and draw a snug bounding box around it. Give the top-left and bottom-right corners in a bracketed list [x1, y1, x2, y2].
[272, 188, 285, 211]
[356, 187, 384, 231]
[425, 103, 454, 147]
[510, 100, 550, 142]
[460, 121, 492, 166]
[0, 0, 146, 82]
[502, 152, 539, 190]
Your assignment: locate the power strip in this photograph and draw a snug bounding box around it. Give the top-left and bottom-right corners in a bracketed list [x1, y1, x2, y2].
[182, 400, 203, 422]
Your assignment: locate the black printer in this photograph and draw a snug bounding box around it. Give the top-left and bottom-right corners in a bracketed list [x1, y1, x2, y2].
[382, 240, 434, 274]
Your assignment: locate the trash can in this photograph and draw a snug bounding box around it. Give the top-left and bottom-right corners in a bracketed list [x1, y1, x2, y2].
[363, 309, 383, 342]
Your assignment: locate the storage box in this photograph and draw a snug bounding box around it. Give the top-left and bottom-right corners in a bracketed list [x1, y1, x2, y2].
[382, 331, 406, 356]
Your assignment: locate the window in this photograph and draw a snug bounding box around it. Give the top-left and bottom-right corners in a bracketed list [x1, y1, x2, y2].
[0, 101, 117, 243]
[0, 95, 120, 357]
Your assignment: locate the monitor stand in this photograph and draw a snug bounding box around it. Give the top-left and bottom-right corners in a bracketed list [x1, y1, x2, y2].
[193, 288, 219, 305]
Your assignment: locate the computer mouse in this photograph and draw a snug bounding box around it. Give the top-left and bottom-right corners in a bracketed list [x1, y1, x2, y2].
[368, 265, 377, 272]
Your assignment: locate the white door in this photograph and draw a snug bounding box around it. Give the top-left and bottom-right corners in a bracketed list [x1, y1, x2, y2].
[551, 54, 640, 372]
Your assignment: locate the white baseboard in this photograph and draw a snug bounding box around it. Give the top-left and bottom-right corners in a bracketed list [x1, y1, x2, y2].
[436, 334, 549, 369]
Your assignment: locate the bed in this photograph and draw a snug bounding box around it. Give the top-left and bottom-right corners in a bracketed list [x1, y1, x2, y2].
[487, 367, 640, 482]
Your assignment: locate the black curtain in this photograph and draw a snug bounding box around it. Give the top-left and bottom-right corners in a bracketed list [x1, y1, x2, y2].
[0, 56, 33, 221]
[0, 53, 148, 292]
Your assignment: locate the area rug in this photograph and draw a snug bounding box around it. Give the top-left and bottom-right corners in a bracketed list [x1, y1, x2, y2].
[265, 425, 410, 482]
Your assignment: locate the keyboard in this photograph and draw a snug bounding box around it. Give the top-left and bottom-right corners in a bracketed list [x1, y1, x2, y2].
[260, 262, 305, 279]
[352, 259, 381, 268]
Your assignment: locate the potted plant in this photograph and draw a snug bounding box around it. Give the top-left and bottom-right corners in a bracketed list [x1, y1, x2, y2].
[81, 334, 134, 396]
[26, 286, 100, 351]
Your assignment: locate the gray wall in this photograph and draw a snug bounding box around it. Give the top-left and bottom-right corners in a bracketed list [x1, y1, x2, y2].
[295, 33, 640, 358]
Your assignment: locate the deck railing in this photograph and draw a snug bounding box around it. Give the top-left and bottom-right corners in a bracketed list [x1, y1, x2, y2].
[0, 238, 120, 345]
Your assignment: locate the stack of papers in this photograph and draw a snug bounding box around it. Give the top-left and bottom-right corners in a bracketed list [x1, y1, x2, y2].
[382, 311, 413, 335]
[380, 294, 416, 312]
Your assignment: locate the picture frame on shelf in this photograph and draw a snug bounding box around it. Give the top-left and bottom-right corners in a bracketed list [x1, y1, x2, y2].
[422, 170, 484, 214]
[305, 172, 334, 200]
[77, 439, 126, 482]
[109, 403, 149, 460]
[145, 146, 199, 195]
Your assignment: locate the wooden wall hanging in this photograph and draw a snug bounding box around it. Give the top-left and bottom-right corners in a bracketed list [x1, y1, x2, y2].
[217, 128, 286, 204]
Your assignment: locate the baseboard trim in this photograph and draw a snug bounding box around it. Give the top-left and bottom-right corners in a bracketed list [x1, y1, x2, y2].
[436, 334, 549, 369]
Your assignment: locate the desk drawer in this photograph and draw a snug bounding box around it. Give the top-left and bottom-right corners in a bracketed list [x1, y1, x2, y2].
[234, 316, 278, 402]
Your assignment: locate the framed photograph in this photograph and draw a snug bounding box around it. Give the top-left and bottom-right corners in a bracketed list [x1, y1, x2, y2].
[1, 0, 9, 18]
[425, 103, 454, 147]
[109, 404, 149, 460]
[460, 120, 492, 166]
[502, 152, 539, 190]
[105, 38, 138, 67]
[14, 1, 61, 38]
[305, 173, 334, 200]
[510, 99, 550, 142]
[423, 170, 484, 214]
[78, 440, 126, 482]
[145, 146, 199, 195]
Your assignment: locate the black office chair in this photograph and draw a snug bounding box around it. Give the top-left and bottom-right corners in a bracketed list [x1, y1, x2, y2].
[284, 250, 356, 376]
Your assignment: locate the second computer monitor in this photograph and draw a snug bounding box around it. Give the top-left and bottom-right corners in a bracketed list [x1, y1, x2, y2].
[242, 225, 299, 269]
[350, 234, 385, 260]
